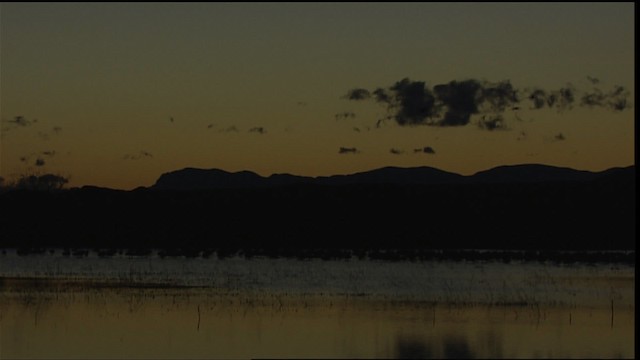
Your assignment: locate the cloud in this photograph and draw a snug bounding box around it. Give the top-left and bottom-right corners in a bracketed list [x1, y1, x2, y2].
[554, 133, 566, 141]
[123, 151, 153, 160]
[1, 116, 65, 142]
[365, 78, 521, 127]
[525, 86, 577, 111]
[14, 174, 68, 191]
[2, 116, 37, 136]
[248, 127, 267, 134]
[389, 148, 405, 155]
[580, 85, 630, 111]
[344, 88, 371, 100]
[586, 75, 600, 85]
[220, 125, 239, 133]
[19, 150, 55, 165]
[414, 146, 436, 154]
[338, 147, 360, 154]
[478, 114, 508, 131]
[386, 78, 438, 126]
[346, 77, 632, 129]
[334, 111, 356, 121]
[528, 89, 547, 109]
[5, 115, 34, 127]
[550, 86, 575, 111]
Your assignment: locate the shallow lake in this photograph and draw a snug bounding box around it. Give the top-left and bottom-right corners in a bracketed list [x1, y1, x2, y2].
[0, 250, 634, 359]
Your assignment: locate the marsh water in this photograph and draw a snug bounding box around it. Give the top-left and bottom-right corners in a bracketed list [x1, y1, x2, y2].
[0, 250, 634, 359]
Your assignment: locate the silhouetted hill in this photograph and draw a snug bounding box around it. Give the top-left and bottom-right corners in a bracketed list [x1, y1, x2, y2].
[0, 164, 634, 255]
[591, 165, 636, 186]
[154, 168, 267, 189]
[316, 166, 465, 186]
[469, 164, 599, 183]
[151, 164, 629, 190]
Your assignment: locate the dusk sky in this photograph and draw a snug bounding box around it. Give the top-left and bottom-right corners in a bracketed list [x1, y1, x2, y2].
[0, 2, 634, 190]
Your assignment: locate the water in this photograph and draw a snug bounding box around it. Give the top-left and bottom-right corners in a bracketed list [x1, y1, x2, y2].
[0, 250, 634, 358]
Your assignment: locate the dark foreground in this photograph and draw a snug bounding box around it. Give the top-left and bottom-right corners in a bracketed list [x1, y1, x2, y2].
[0, 168, 634, 257]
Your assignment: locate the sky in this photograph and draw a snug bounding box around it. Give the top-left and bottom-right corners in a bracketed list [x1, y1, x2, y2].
[0, 2, 634, 190]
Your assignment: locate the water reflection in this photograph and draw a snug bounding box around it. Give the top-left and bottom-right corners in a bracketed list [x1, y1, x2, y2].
[395, 334, 497, 359]
[0, 257, 635, 359]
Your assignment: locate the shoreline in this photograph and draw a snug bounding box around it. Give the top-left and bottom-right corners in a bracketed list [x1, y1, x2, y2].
[1, 247, 635, 264]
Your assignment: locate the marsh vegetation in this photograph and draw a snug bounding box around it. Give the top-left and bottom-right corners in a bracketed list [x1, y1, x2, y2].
[0, 253, 634, 359]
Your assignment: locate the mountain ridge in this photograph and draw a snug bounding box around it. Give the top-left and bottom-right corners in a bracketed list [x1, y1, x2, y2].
[3, 163, 634, 252]
[151, 164, 634, 190]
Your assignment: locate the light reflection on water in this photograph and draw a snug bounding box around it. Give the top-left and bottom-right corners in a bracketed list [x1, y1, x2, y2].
[0, 254, 635, 359]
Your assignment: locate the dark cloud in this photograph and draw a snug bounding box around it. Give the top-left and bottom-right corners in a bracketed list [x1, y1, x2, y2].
[2, 116, 65, 142]
[552, 86, 576, 111]
[19, 150, 56, 166]
[554, 133, 566, 141]
[207, 123, 215, 129]
[359, 78, 520, 127]
[2, 116, 36, 136]
[389, 148, 405, 155]
[414, 146, 435, 154]
[15, 174, 68, 191]
[123, 151, 153, 160]
[478, 114, 508, 131]
[346, 77, 631, 130]
[248, 127, 266, 134]
[353, 126, 371, 132]
[6, 115, 33, 127]
[388, 78, 438, 126]
[586, 75, 600, 85]
[528, 89, 547, 109]
[344, 88, 371, 101]
[334, 111, 356, 121]
[526, 85, 576, 111]
[581, 85, 630, 111]
[338, 147, 359, 154]
[433, 79, 483, 126]
[220, 125, 239, 133]
[482, 80, 520, 113]
[525, 85, 578, 111]
[296, 101, 308, 106]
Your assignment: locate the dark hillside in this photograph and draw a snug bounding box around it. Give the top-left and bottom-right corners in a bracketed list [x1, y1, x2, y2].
[0, 165, 634, 254]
